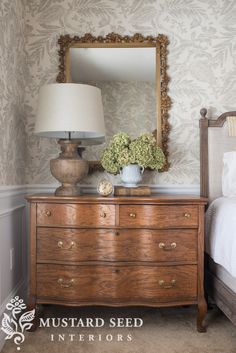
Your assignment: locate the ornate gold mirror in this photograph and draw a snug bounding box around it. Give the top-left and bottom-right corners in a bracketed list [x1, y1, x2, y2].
[57, 33, 171, 172]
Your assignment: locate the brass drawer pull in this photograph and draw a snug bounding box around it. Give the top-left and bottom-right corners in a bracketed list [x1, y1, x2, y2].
[159, 242, 177, 251]
[57, 241, 75, 250]
[184, 212, 191, 218]
[159, 279, 176, 289]
[100, 211, 107, 218]
[58, 278, 74, 288]
[112, 269, 120, 274]
[45, 210, 52, 217]
[129, 213, 136, 218]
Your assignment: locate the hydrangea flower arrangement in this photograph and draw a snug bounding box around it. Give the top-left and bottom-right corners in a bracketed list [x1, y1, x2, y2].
[101, 132, 166, 174]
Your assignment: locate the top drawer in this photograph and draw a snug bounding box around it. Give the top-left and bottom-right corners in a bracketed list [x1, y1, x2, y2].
[119, 205, 198, 227]
[37, 203, 115, 227]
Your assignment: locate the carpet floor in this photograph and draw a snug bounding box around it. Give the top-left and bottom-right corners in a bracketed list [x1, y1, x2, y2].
[2, 305, 236, 353]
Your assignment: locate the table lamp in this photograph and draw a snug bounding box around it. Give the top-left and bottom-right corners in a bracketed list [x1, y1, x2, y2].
[35, 83, 105, 196]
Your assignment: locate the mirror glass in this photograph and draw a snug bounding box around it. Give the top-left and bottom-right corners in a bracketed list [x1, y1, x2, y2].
[70, 47, 156, 144]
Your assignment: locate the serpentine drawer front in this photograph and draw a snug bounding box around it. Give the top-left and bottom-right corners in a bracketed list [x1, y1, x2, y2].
[37, 228, 198, 263]
[37, 264, 197, 303]
[27, 194, 208, 332]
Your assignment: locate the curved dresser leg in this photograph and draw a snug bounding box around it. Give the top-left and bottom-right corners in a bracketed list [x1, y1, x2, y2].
[197, 299, 207, 332]
[27, 297, 39, 332]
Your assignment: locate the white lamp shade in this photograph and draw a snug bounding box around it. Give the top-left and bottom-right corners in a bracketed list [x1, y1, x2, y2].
[35, 83, 105, 142]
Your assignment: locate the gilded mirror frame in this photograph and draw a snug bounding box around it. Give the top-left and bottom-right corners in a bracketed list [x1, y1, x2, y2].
[56, 33, 171, 172]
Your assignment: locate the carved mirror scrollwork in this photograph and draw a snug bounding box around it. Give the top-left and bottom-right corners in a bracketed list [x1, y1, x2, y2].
[57, 33, 171, 172]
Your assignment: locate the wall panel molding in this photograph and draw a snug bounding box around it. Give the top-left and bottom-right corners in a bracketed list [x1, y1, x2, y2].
[0, 204, 25, 218]
[0, 186, 28, 351]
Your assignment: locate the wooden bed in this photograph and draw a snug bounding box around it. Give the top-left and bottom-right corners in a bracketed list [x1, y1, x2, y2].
[200, 108, 236, 325]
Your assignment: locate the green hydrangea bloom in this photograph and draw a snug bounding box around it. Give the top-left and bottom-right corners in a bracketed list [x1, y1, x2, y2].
[101, 132, 166, 174]
[117, 148, 135, 166]
[101, 148, 119, 174]
[110, 133, 130, 148]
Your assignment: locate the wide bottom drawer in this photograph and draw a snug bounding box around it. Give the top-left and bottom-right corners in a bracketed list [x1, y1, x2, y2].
[37, 264, 197, 303]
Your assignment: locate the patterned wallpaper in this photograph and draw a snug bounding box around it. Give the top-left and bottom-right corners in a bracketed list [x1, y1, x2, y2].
[1, 0, 236, 186]
[0, 0, 27, 185]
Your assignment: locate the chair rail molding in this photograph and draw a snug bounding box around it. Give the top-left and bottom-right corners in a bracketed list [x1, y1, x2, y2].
[26, 184, 200, 195]
[0, 185, 27, 211]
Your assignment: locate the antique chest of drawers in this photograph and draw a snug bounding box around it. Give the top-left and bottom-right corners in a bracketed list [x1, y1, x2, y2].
[27, 194, 207, 332]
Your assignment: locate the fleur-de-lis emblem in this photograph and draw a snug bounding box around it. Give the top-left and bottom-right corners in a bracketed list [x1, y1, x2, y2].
[1, 296, 35, 350]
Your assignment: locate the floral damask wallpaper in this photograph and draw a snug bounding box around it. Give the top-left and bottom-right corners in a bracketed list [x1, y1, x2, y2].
[1, 0, 236, 186]
[0, 0, 27, 185]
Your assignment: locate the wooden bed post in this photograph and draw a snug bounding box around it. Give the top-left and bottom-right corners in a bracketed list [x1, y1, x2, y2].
[199, 108, 209, 198]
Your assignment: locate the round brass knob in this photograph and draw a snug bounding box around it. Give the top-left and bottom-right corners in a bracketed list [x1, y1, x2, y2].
[184, 212, 191, 218]
[45, 210, 51, 217]
[129, 213, 136, 218]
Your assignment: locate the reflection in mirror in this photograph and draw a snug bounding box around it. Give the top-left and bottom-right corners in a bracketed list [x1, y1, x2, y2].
[57, 33, 170, 171]
[70, 47, 156, 142]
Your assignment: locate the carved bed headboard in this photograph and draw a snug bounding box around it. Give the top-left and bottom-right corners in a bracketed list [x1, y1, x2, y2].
[200, 108, 236, 202]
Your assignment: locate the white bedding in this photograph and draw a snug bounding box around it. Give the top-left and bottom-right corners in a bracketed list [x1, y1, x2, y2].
[205, 197, 236, 278]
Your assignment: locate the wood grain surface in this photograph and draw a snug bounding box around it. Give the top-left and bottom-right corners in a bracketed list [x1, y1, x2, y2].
[37, 203, 115, 226]
[27, 194, 208, 204]
[119, 205, 198, 227]
[37, 264, 197, 303]
[37, 228, 197, 263]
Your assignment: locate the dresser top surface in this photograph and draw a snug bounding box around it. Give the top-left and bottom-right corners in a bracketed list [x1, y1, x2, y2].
[26, 193, 208, 205]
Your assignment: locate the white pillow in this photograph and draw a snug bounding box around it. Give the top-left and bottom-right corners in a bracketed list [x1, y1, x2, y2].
[222, 151, 236, 197]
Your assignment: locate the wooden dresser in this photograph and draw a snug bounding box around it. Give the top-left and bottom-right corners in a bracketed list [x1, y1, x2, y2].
[27, 194, 207, 332]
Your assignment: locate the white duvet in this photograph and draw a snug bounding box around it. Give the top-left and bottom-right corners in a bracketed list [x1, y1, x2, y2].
[205, 197, 236, 278]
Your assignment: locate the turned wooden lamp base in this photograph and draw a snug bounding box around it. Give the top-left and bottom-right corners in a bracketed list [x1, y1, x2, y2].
[54, 184, 81, 196]
[50, 139, 89, 196]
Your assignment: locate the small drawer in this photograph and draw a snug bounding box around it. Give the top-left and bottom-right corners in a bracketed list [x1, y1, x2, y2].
[119, 205, 198, 228]
[37, 228, 197, 263]
[37, 264, 197, 303]
[36, 203, 115, 227]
